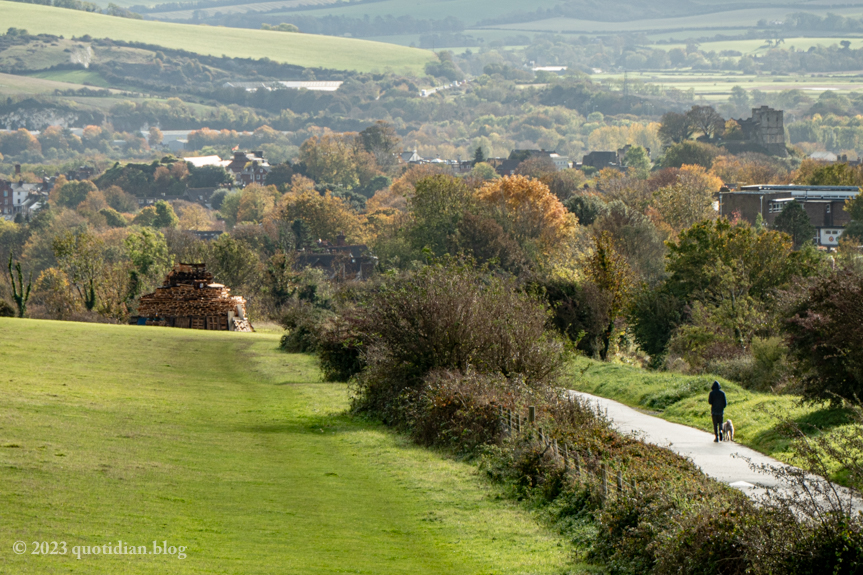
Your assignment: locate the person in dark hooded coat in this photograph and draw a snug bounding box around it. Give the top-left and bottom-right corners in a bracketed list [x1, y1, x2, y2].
[708, 380, 727, 442]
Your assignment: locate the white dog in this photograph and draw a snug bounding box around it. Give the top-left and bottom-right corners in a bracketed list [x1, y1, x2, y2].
[722, 420, 734, 442]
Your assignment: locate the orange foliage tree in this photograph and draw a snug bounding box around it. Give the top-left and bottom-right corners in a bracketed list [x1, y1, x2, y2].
[475, 175, 577, 255]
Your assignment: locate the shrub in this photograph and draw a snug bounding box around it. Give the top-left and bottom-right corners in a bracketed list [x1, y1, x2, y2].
[784, 514, 863, 574]
[278, 301, 330, 353]
[316, 313, 365, 382]
[411, 370, 510, 453]
[652, 504, 755, 575]
[351, 259, 565, 425]
[0, 299, 14, 317]
[785, 269, 863, 404]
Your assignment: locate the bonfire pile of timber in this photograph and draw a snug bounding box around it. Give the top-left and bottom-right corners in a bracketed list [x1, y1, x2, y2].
[137, 263, 252, 332]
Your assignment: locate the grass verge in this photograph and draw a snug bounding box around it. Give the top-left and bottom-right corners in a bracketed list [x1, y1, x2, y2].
[0, 318, 582, 574]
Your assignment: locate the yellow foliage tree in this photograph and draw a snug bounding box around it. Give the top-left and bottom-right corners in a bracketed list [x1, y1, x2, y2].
[236, 184, 278, 224]
[651, 164, 722, 232]
[267, 186, 364, 244]
[476, 175, 577, 255]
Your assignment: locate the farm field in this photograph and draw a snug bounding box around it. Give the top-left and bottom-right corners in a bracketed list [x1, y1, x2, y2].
[0, 2, 435, 73]
[0, 319, 578, 574]
[591, 70, 863, 101]
[567, 358, 855, 484]
[0, 71, 115, 95]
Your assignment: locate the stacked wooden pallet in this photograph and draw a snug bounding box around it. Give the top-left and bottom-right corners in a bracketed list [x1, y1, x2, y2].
[137, 263, 253, 332]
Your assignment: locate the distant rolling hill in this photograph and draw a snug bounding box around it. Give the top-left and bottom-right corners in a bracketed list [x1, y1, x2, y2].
[0, 1, 435, 73]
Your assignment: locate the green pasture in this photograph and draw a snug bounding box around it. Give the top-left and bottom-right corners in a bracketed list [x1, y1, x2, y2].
[0, 71, 106, 94]
[567, 358, 856, 483]
[27, 69, 111, 88]
[0, 2, 435, 73]
[0, 319, 581, 574]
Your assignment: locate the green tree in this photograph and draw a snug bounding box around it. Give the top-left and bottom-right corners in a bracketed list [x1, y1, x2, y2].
[659, 141, 720, 169]
[187, 165, 233, 188]
[152, 200, 179, 229]
[407, 175, 475, 257]
[208, 234, 259, 290]
[52, 180, 98, 209]
[7, 251, 32, 317]
[470, 162, 498, 180]
[773, 201, 815, 248]
[473, 145, 486, 164]
[658, 111, 693, 145]
[585, 231, 634, 361]
[125, 228, 171, 301]
[52, 230, 105, 311]
[623, 145, 651, 179]
[359, 121, 400, 170]
[264, 163, 294, 190]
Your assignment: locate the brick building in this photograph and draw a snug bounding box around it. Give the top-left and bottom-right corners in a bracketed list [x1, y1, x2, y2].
[719, 185, 858, 246]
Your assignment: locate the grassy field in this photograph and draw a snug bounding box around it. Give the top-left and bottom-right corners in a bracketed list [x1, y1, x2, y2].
[567, 358, 856, 482]
[590, 69, 863, 102]
[0, 2, 435, 73]
[0, 318, 583, 574]
[0, 71, 114, 94]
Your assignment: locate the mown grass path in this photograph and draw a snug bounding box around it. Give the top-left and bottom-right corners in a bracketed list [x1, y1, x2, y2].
[0, 319, 579, 574]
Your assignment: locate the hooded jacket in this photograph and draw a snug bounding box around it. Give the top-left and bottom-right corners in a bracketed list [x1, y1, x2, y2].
[708, 381, 727, 415]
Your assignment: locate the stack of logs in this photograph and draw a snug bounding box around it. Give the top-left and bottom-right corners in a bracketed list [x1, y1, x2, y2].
[137, 263, 252, 332]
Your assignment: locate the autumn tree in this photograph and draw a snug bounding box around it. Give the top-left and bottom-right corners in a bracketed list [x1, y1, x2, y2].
[52, 229, 105, 311]
[300, 132, 379, 189]
[267, 176, 363, 244]
[148, 127, 163, 147]
[476, 175, 577, 257]
[651, 165, 722, 232]
[178, 204, 215, 230]
[515, 156, 557, 179]
[236, 184, 278, 224]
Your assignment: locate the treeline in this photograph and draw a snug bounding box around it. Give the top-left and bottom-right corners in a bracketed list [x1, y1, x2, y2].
[768, 11, 863, 32]
[165, 12, 465, 38]
[5, 0, 142, 17]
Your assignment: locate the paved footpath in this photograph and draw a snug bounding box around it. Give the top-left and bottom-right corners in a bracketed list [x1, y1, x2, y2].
[569, 391, 785, 496]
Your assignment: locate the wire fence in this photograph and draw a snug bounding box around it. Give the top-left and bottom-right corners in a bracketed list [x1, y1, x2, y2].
[499, 405, 637, 504]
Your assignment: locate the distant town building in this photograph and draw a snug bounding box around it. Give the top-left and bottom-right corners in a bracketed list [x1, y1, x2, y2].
[226, 151, 271, 187]
[296, 233, 377, 281]
[719, 185, 857, 247]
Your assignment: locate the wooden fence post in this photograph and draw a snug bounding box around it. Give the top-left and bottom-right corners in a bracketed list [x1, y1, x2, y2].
[507, 410, 513, 433]
[575, 453, 581, 478]
[516, 414, 521, 433]
[601, 463, 608, 503]
[553, 439, 559, 458]
[616, 470, 623, 494]
[528, 406, 535, 424]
